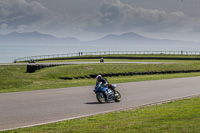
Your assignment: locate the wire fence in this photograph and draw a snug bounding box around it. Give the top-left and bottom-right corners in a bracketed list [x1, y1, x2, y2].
[14, 51, 200, 62]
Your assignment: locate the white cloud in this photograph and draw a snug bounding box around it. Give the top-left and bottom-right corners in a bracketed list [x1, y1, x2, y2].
[17, 25, 29, 32]
[85, 0, 200, 33]
[0, 0, 56, 32]
[0, 23, 8, 29]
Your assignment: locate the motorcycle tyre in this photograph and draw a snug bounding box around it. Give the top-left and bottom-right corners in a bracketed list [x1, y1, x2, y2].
[114, 91, 121, 102]
[96, 93, 106, 103]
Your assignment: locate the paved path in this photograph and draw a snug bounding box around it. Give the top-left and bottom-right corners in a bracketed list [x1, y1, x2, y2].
[0, 61, 173, 65]
[1, 76, 200, 131]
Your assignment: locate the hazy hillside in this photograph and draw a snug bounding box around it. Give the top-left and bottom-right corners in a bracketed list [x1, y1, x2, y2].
[0, 31, 198, 46]
[89, 32, 198, 45]
[0, 32, 79, 44]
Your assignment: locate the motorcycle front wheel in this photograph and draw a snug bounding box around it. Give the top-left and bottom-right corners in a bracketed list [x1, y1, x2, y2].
[96, 93, 106, 103]
[114, 91, 121, 102]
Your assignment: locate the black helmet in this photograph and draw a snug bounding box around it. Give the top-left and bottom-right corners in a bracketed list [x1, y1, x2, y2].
[96, 75, 102, 81]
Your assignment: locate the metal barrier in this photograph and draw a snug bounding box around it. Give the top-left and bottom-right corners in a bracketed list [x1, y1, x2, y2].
[14, 51, 200, 62]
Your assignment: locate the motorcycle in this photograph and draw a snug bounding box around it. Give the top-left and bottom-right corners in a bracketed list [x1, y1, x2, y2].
[94, 82, 121, 103]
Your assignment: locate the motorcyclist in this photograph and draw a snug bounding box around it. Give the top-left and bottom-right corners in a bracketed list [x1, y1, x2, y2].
[96, 75, 116, 93]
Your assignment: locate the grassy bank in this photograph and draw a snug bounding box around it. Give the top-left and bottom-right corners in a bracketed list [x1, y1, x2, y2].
[1, 61, 200, 93]
[5, 96, 200, 133]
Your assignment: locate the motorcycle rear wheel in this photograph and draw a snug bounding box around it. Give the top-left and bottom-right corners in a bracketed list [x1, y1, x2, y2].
[114, 91, 121, 102]
[96, 93, 106, 103]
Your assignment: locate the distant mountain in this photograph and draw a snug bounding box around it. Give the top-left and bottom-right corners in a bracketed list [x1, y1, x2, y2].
[0, 31, 199, 45]
[83, 32, 156, 45]
[99, 32, 151, 41]
[85, 32, 199, 45]
[0, 32, 79, 44]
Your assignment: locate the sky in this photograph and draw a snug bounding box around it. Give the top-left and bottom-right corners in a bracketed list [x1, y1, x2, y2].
[0, 0, 200, 41]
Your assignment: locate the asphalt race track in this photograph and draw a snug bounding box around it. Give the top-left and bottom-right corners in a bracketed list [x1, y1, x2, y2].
[1, 76, 200, 131]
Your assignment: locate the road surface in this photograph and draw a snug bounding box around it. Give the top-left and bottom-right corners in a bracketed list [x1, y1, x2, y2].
[0, 61, 174, 65]
[1, 76, 200, 131]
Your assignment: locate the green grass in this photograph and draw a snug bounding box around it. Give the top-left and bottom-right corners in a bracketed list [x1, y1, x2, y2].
[1, 61, 200, 93]
[5, 96, 200, 133]
[30, 62, 200, 78]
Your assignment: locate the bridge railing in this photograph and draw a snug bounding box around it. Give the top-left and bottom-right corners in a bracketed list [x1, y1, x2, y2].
[14, 51, 200, 62]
